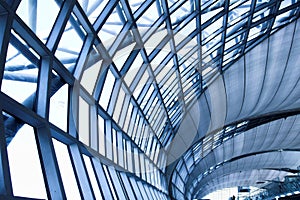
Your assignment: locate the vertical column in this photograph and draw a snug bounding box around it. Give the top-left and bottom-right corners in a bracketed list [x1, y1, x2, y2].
[0, 106, 13, 196]
[35, 55, 66, 198]
[35, 126, 66, 199]
[0, 4, 15, 197]
[69, 144, 95, 199]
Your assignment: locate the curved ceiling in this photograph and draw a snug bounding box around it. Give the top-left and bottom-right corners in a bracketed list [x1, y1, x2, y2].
[169, 17, 300, 199]
[1, 0, 300, 199]
[194, 168, 295, 198]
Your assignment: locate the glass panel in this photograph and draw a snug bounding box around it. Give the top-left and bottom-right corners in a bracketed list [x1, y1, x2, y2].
[107, 166, 127, 199]
[170, 0, 193, 25]
[112, 128, 118, 163]
[113, 85, 126, 122]
[81, 59, 103, 95]
[123, 102, 133, 132]
[82, 155, 103, 200]
[16, 0, 60, 43]
[79, 96, 90, 145]
[55, 13, 84, 72]
[7, 123, 47, 199]
[98, 115, 106, 155]
[144, 25, 167, 55]
[49, 83, 68, 132]
[137, 181, 149, 200]
[2, 36, 39, 106]
[102, 165, 118, 199]
[119, 172, 136, 199]
[98, 5, 125, 49]
[174, 19, 196, 46]
[78, 0, 109, 24]
[99, 69, 115, 110]
[129, 177, 143, 199]
[105, 121, 113, 160]
[113, 43, 136, 71]
[52, 139, 81, 199]
[136, 1, 159, 36]
[123, 53, 144, 87]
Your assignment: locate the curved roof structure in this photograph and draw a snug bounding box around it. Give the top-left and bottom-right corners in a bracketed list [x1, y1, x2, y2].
[0, 0, 300, 199]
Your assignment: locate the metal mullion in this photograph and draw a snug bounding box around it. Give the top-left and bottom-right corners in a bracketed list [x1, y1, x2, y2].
[11, 7, 46, 55]
[0, 93, 44, 127]
[183, 78, 201, 97]
[219, 0, 231, 71]
[148, 37, 172, 63]
[151, 110, 164, 135]
[202, 27, 223, 48]
[152, 111, 165, 133]
[140, 125, 150, 152]
[118, 93, 130, 128]
[108, 22, 132, 58]
[9, 33, 40, 66]
[1, 0, 20, 10]
[134, 116, 143, 145]
[170, 109, 183, 124]
[143, 90, 158, 115]
[202, 51, 222, 68]
[161, 0, 186, 119]
[107, 78, 121, 116]
[224, 37, 244, 53]
[164, 93, 179, 110]
[151, 52, 173, 76]
[0, 10, 13, 90]
[119, 48, 139, 76]
[46, 0, 76, 52]
[128, 64, 147, 92]
[162, 83, 178, 105]
[121, 0, 166, 148]
[185, 89, 201, 106]
[263, 0, 282, 36]
[173, 11, 197, 32]
[152, 109, 165, 132]
[36, 56, 52, 119]
[178, 45, 198, 66]
[201, 0, 220, 12]
[91, 157, 113, 199]
[168, 0, 189, 15]
[120, 0, 175, 139]
[0, 107, 13, 196]
[158, 67, 175, 87]
[163, 86, 178, 108]
[69, 144, 95, 199]
[200, 9, 225, 30]
[127, 106, 138, 138]
[228, 0, 249, 11]
[245, 30, 272, 51]
[226, 11, 250, 32]
[131, 113, 140, 143]
[136, 81, 152, 104]
[93, 0, 119, 32]
[148, 103, 161, 125]
[142, 16, 166, 43]
[181, 64, 197, 82]
[35, 125, 67, 199]
[240, 0, 262, 56]
[73, 35, 94, 79]
[117, 131, 124, 167]
[202, 42, 222, 59]
[133, 0, 156, 20]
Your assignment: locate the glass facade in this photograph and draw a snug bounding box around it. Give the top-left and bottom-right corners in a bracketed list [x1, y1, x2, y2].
[0, 0, 300, 199]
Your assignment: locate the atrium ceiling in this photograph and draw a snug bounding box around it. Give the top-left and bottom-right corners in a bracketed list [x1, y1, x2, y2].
[0, 0, 300, 199]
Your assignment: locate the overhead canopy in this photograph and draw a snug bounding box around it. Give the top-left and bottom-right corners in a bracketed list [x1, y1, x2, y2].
[169, 17, 300, 199]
